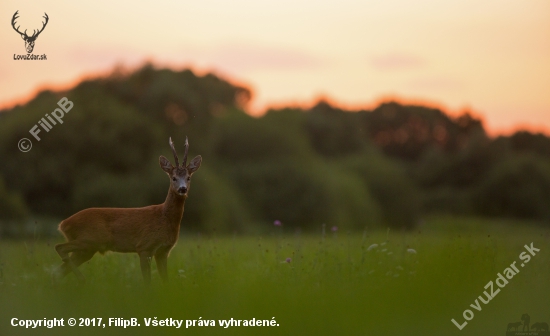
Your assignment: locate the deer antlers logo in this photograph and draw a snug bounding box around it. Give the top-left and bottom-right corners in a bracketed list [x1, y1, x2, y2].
[11, 10, 49, 54]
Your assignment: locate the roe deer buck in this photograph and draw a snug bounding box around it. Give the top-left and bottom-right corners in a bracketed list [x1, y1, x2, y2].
[54, 137, 202, 285]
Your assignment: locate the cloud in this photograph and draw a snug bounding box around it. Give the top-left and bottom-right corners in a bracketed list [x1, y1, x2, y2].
[65, 46, 145, 69]
[408, 77, 464, 91]
[194, 44, 324, 72]
[56, 42, 323, 80]
[370, 53, 425, 70]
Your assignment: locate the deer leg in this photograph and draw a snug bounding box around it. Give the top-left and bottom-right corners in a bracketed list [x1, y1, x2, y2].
[139, 252, 152, 286]
[54, 242, 93, 283]
[55, 242, 73, 262]
[155, 251, 169, 283]
[54, 250, 95, 282]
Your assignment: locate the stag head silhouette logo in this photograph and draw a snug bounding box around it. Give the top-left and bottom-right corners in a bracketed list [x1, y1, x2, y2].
[11, 10, 49, 54]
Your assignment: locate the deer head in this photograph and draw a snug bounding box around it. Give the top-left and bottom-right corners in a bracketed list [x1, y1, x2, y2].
[159, 137, 202, 196]
[12, 11, 49, 54]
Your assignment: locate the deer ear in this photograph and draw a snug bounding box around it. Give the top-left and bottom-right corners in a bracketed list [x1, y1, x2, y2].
[187, 155, 202, 174]
[159, 155, 173, 174]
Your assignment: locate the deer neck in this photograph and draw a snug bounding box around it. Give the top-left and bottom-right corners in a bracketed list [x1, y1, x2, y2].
[162, 187, 187, 225]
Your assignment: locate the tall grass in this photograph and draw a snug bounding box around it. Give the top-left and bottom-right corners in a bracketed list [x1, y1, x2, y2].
[0, 217, 548, 335]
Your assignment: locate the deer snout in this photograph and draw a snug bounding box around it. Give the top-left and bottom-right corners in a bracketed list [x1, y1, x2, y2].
[178, 187, 187, 194]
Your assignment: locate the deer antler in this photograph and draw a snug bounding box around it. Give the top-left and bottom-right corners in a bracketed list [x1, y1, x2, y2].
[31, 12, 49, 38]
[182, 137, 189, 167]
[11, 11, 25, 36]
[169, 137, 179, 167]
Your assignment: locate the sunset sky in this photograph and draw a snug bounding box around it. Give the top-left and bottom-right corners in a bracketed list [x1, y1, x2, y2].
[1, 0, 549, 135]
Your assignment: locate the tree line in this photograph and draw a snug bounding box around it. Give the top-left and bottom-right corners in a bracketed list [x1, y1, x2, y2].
[1, 64, 549, 235]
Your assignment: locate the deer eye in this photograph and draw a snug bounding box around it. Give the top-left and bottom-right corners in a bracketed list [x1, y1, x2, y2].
[187, 177, 191, 181]
[172, 177, 177, 182]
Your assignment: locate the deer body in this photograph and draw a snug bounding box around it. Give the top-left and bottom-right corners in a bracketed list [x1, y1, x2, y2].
[54, 137, 201, 285]
[59, 198, 183, 254]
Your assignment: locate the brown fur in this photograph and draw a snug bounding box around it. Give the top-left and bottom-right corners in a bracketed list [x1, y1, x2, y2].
[54, 137, 201, 285]
[59, 193, 184, 254]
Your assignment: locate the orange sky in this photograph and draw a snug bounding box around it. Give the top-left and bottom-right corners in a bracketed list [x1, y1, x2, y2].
[1, 0, 549, 136]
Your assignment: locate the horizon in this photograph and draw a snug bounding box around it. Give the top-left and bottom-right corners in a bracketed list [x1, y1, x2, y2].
[1, 0, 549, 136]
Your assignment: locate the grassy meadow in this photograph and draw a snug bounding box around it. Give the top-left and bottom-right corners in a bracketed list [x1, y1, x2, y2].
[0, 216, 548, 336]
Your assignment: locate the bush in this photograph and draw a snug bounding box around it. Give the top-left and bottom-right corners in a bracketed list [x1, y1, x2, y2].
[230, 159, 381, 231]
[211, 109, 311, 163]
[183, 166, 254, 233]
[0, 177, 28, 221]
[341, 151, 420, 229]
[210, 109, 381, 231]
[473, 155, 550, 221]
[304, 101, 367, 156]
